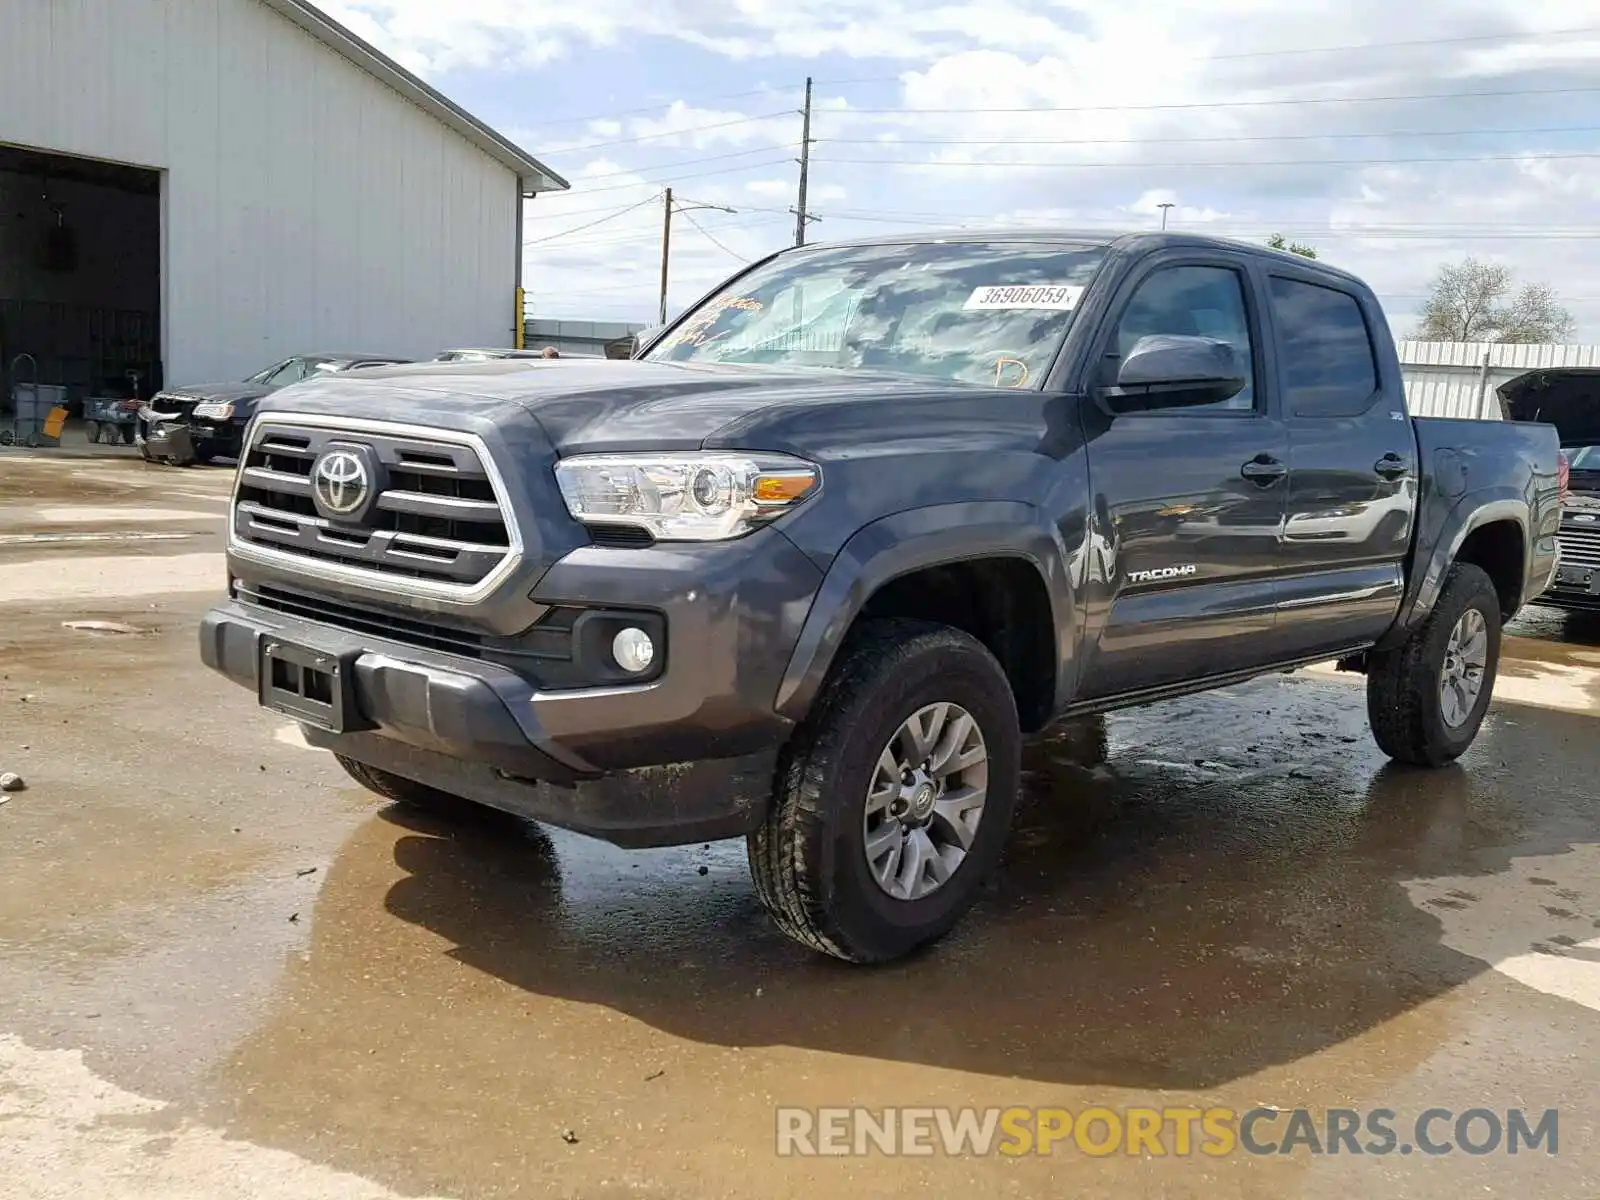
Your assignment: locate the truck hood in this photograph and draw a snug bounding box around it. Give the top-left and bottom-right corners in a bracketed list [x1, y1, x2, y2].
[253, 357, 987, 455]
[159, 381, 274, 405]
[1498, 369, 1600, 446]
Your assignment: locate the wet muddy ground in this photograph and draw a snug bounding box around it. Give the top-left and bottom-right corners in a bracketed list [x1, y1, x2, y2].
[4, 455, 1600, 1197]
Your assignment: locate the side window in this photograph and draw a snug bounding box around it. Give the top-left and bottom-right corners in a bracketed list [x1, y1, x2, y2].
[1109, 265, 1256, 412]
[1269, 277, 1379, 417]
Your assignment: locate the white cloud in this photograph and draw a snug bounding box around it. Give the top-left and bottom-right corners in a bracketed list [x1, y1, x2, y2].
[364, 0, 1600, 335]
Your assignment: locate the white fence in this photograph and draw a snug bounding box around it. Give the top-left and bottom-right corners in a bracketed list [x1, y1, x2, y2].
[1399, 341, 1600, 420]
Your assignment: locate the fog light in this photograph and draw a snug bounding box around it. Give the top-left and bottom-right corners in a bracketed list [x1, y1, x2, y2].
[612, 626, 656, 674]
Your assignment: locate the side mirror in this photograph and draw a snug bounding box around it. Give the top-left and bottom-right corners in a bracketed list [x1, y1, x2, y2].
[1098, 335, 1247, 414]
[630, 325, 666, 358]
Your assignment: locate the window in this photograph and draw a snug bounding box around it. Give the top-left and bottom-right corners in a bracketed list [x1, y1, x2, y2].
[263, 358, 309, 388]
[1569, 446, 1600, 471]
[1269, 277, 1380, 417]
[645, 240, 1108, 389]
[1109, 265, 1256, 411]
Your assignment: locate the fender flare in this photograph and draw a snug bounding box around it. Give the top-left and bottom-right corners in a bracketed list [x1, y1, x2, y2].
[1380, 492, 1529, 648]
[773, 502, 1075, 722]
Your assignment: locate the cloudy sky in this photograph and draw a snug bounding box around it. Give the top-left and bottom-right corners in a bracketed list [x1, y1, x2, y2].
[316, 0, 1600, 339]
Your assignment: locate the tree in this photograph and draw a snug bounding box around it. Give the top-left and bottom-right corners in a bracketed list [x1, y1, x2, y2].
[1266, 232, 1317, 259]
[1412, 257, 1575, 344]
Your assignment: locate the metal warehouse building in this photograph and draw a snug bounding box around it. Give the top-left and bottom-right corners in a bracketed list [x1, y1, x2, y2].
[1400, 341, 1600, 420]
[0, 0, 567, 402]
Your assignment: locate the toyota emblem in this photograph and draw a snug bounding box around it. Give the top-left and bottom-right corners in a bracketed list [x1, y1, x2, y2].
[312, 449, 370, 516]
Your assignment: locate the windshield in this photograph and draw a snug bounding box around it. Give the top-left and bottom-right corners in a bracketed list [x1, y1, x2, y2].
[246, 357, 341, 386]
[644, 240, 1107, 388]
[245, 359, 293, 384]
[1569, 445, 1600, 471]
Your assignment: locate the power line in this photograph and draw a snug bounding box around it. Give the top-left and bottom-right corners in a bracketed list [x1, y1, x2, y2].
[679, 209, 751, 263]
[810, 150, 1600, 170]
[797, 208, 1600, 241]
[519, 86, 798, 130]
[785, 202, 1600, 229]
[547, 111, 791, 154]
[521, 196, 659, 246]
[528, 197, 794, 221]
[559, 156, 799, 197]
[512, 27, 1598, 136]
[571, 146, 797, 183]
[813, 24, 1600, 89]
[818, 124, 1600, 148]
[838, 83, 1600, 117]
[529, 214, 785, 255]
[538, 213, 1600, 246]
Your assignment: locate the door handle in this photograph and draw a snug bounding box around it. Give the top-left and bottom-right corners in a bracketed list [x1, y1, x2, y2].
[1374, 453, 1412, 480]
[1241, 454, 1287, 486]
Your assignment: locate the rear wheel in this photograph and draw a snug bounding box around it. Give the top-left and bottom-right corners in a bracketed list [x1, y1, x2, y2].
[1367, 562, 1502, 767]
[748, 619, 1021, 963]
[334, 754, 506, 825]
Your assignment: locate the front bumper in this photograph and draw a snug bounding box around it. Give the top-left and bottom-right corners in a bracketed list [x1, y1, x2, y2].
[1538, 563, 1600, 612]
[202, 529, 825, 846]
[190, 418, 244, 458]
[200, 601, 785, 846]
[138, 421, 197, 463]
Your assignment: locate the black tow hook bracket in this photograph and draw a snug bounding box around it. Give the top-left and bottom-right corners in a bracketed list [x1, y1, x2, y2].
[1335, 653, 1369, 675]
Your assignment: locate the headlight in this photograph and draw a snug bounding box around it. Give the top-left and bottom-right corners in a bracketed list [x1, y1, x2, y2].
[555, 452, 820, 541]
[192, 401, 235, 420]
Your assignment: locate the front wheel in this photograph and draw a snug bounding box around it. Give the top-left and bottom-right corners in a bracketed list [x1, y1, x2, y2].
[748, 619, 1021, 963]
[1367, 562, 1502, 767]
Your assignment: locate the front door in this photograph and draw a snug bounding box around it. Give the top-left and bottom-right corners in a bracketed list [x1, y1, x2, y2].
[1267, 272, 1413, 657]
[1076, 256, 1290, 699]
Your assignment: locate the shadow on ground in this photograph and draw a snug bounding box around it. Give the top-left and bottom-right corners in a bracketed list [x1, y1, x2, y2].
[223, 676, 1600, 1100]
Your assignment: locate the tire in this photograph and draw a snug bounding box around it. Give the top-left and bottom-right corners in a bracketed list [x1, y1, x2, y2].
[334, 754, 505, 825]
[1367, 562, 1502, 767]
[748, 618, 1022, 963]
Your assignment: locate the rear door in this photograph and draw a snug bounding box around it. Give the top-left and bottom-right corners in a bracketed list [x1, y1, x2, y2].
[1267, 272, 1414, 657]
[1075, 252, 1290, 698]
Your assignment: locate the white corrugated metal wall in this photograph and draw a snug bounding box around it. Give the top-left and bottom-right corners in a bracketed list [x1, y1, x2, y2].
[1399, 341, 1600, 420]
[0, 0, 520, 385]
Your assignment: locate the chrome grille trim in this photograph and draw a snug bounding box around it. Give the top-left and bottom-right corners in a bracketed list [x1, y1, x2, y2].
[227, 414, 523, 605]
[1557, 521, 1600, 570]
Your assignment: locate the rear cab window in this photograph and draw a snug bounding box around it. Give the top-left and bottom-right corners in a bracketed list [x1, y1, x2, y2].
[1268, 276, 1381, 417]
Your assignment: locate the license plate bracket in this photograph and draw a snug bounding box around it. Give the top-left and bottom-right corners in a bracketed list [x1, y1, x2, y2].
[259, 638, 360, 732]
[1556, 565, 1598, 593]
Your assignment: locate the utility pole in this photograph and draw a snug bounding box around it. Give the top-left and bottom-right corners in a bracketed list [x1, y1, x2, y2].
[658, 187, 674, 326]
[658, 189, 738, 325]
[792, 76, 817, 247]
[1158, 202, 1175, 230]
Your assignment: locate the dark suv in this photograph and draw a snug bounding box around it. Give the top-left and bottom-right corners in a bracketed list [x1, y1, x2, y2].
[143, 354, 409, 463]
[200, 231, 1560, 963]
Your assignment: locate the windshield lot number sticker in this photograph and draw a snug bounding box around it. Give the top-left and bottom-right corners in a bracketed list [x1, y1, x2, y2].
[964, 284, 1084, 312]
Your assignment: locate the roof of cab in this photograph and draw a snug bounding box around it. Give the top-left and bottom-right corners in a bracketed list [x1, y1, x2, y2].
[798, 227, 1372, 290]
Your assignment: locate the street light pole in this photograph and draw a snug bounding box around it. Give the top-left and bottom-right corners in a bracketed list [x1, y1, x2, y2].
[1158, 202, 1175, 230]
[658, 190, 739, 326]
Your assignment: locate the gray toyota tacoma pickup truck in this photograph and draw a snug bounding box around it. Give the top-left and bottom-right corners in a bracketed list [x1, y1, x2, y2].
[200, 230, 1562, 963]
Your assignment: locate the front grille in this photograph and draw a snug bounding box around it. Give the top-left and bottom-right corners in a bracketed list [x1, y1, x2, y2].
[239, 582, 581, 677]
[588, 524, 656, 548]
[1558, 520, 1600, 571]
[232, 420, 515, 591]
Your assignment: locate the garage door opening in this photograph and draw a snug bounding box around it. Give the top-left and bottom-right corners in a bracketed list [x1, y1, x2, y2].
[0, 143, 160, 444]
